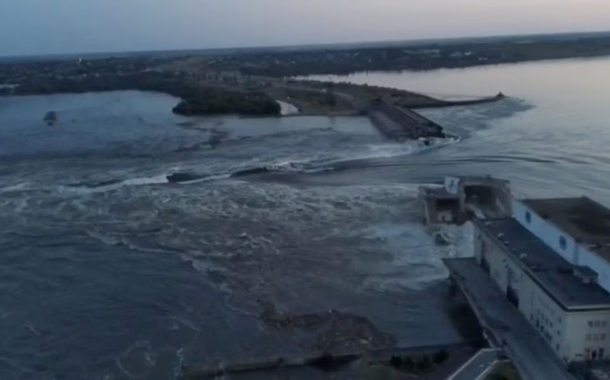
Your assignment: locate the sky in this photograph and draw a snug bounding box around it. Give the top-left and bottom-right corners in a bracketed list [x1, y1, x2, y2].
[1, 0, 610, 57]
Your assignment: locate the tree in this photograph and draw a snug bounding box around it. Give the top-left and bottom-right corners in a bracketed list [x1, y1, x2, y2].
[433, 350, 449, 364]
[417, 356, 431, 371]
[389, 356, 402, 369]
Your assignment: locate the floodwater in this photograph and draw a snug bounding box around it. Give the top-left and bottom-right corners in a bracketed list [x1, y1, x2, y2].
[2, 56, 610, 379]
[304, 56, 610, 202]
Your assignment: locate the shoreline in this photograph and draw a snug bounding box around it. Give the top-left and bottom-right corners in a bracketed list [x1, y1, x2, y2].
[0, 55, 507, 129]
[284, 52, 610, 78]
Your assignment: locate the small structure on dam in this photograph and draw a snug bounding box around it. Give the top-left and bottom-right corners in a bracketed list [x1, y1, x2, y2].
[419, 176, 512, 225]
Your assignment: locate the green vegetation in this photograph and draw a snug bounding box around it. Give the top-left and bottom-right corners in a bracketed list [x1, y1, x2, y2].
[360, 364, 395, 380]
[485, 362, 522, 380]
[433, 349, 450, 363]
[173, 92, 280, 116]
[388, 350, 450, 374]
[7, 72, 281, 116]
[202, 36, 610, 77]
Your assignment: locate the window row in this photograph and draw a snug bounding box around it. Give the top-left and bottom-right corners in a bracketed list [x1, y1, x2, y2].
[586, 333, 606, 342]
[588, 320, 608, 328]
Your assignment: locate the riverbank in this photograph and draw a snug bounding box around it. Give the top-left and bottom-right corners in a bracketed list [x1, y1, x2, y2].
[202, 34, 610, 77]
[0, 53, 505, 140]
[1, 72, 282, 117]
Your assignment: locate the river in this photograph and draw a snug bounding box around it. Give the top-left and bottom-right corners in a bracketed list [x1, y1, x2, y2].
[1, 57, 609, 379]
[304, 56, 610, 202]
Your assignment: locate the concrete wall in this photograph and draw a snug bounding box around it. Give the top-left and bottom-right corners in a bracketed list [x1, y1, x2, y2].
[512, 200, 577, 264]
[492, 186, 513, 217]
[475, 225, 610, 362]
[422, 200, 434, 225]
[474, 228, 523, 296]
[445, 176, 460, 195]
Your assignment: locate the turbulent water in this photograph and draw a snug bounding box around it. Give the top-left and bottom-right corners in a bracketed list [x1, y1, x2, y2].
[2, 57, 610, 379]
[305, 56, 610, 202]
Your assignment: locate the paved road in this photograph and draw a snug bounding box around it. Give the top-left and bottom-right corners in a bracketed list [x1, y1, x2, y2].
[449, 349, 499, 380]
[444, 258, 578, 380]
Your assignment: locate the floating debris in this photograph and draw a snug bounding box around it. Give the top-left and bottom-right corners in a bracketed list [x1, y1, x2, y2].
[43, 111, 58, 126]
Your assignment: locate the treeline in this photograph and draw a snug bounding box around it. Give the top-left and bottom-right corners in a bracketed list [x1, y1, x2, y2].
[173, 93, 279, 116]
[208, 37, 610, 77]
[3, 72, 280, 116]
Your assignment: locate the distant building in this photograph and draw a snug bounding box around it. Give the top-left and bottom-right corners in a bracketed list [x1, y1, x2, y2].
[474, 196, 610, 362]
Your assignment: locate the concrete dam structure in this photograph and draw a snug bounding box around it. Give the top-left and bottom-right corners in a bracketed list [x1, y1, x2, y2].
[367, 102, 446, 141]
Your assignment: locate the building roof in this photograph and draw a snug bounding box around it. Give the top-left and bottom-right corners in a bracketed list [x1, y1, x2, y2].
[475, 218, 610, 311]
[522, 197, 610, 263]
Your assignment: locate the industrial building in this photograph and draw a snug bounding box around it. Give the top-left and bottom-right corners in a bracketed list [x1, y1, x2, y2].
[474, 196, 610, 362]
[419, 176, 512, 225]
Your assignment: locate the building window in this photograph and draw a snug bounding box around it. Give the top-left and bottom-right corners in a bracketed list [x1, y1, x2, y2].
[559, 236, 567, 250]
[525, 211, 532, 224]
[587, 334, 592, 341]
[556, 344, 560, 352]
[602, 334, 607, 341]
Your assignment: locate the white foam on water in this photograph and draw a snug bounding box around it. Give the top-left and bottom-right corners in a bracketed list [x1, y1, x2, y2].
[57, 174, 169, 195]
[313, 136, 459, 165]
[358, 220, 474, 292]
[121, 175, 169, 187]
[276, 100, 300, 116]
[0, 182, 31, 193]
[174, 174, 232, 185]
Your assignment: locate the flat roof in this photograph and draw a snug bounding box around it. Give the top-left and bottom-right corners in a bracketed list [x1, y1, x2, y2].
[475, 218, 610, 310]
[522, 197, 610, 262]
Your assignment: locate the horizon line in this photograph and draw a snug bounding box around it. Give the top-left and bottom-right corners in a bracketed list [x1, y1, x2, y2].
[2, 29, 610, 61]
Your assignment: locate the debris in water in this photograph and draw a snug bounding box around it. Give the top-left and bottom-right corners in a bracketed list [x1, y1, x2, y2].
[43, 111, 58, 126]
[258, 300, 396, 352]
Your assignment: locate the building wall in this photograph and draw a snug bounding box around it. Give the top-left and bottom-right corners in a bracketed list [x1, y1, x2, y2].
[474, 228, 523, 297]
[512, 200, 610, 293]
[512, 200, 578, 264]
[562, 311, 610, 361]
[577, 247, 610, 294]
[475, 225, 610, 362]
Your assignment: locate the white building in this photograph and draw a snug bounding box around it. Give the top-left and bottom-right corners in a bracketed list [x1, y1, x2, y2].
[474, 197, 610, 362]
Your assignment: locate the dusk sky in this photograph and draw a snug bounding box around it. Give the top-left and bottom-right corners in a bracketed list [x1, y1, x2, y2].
[2, 0, 610, 57]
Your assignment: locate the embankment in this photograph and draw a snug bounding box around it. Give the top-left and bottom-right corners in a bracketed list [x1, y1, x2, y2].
[408, 94, 506, 109]
[183, 342, 478, 379]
